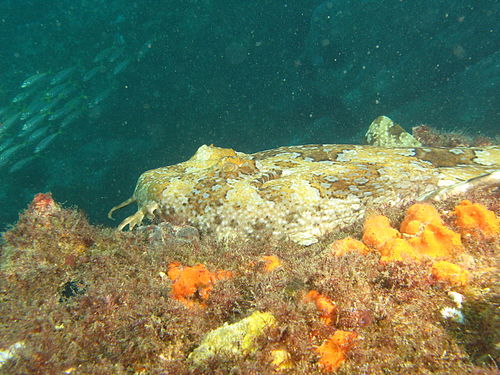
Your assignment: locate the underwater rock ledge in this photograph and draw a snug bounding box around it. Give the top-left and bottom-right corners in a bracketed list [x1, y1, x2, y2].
[0, 179, 498, 374]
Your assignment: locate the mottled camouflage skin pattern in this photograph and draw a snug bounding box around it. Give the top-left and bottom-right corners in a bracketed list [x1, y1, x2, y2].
[109, 143, 499, 245]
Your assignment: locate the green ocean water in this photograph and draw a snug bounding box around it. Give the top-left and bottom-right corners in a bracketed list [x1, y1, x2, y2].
[0, 0, 498, 230]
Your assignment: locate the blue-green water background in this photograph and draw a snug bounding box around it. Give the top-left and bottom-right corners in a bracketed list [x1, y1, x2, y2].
[0, 0, 498, 230]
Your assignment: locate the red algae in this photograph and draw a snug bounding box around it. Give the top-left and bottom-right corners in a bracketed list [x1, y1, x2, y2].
[411, 124, 495, 147]
[0, 193, 498, 374]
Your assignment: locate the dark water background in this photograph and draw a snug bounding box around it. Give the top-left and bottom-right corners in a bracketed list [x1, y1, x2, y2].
[0, 0, 498, 230]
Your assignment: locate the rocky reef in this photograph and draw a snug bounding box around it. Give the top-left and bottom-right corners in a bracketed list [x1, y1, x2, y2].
[0, 182, 498, 373]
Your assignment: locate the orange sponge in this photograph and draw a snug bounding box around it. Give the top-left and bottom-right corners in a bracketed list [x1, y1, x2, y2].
[303, 290, 337, 325]
[431, 261, 469, 287]
[407, 223, 463, 259]
[316, 330, 358, 372]
[454, 200, 499, 238]
[399, 203, 463, 259]
[331, 237, 370, 256]
[259, 255, 282, 272]
[357, 203, 475, 264]
[379, 238, 423, 263]
[400, 203, 443, 235]
[167, 262, 232, 308]
[362, 215, 399, 250]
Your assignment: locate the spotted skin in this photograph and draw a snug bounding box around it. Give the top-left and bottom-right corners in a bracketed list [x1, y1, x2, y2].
[109, 144, 499, 245]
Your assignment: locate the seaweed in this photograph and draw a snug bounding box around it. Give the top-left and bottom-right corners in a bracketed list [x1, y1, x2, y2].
[0, 191, 498, 374]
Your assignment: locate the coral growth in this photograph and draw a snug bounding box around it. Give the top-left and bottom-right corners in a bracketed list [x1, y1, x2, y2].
[259, 255, 282, 272]
[361, 214, 399, 250]
[330, 237, 370, 256]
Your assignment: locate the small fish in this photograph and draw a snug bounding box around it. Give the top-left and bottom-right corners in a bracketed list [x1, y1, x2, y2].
[12, 90, 34, 103]
[25, 95, 47, 114]
[21, 113, 47, 132]
[48, 97, 82, 121]
[83, 66, 102, 82]
[20, 72, 48, 88]
[40, 95, 66, 114]
[93, 46, 116, 63]
[112, 59, 130, 75]
[137, 40, 154, 61]
[1, 113, 20, 131]
[108, 47, 125, 63]
[45, 82, 72, 98]
[19, 95, 46, 120]
[26, 126, 50, 143]
[57, 84, 78, 99]
[39, 100, 59, 114]
[59, 109, 83, 129]
[0, 143, 24, 168]
[34, 132, 59, 153]
[89, 87, 113, 107]
[0, 137, 15, 153]
[9, 155, 36, 173]
[50, 67, 77, 85]
[19, 111, 32, 121]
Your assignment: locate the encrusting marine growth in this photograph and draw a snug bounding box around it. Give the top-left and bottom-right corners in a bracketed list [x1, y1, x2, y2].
[1, 188, 498, 373]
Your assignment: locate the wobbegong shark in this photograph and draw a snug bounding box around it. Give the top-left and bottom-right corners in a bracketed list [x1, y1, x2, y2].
[109, 116, 499, 245]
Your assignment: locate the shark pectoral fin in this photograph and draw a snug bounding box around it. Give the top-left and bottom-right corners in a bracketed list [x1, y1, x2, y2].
[116, 201, 160, 231]
[117, 210, 145, 231]
[418, 171, 500, 202]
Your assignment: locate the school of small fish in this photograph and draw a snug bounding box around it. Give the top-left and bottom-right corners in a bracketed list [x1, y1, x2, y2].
[0, 39, 156, 173]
